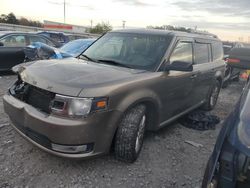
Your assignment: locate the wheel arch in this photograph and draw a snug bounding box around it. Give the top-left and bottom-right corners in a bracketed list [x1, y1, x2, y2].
[109, 89, 161, 151]
[215, 70, 223, 86]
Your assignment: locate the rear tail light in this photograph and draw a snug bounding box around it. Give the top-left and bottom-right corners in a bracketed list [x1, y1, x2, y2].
[227, 58, 241, 63]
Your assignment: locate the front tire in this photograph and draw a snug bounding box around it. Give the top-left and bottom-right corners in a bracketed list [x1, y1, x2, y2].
[114, 104, 146, 163]
[202, 80, 221, 111]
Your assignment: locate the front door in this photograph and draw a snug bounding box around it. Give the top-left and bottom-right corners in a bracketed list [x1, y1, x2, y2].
[159, 38, 196, 123]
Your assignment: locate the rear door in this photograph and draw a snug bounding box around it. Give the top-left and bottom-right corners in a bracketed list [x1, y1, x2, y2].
[192, 40, 214, 103]
[0, 34, 27, 70]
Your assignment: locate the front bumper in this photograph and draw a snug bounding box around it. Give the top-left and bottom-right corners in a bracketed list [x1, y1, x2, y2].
[3, 94, 122, 159]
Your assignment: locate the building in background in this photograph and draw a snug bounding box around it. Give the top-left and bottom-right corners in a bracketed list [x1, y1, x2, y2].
[44, 20, 88, 34]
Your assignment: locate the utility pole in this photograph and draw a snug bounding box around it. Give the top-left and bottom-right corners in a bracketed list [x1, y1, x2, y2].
[122, 20, 126, 29]
[64, 0, 66, 23]
[90, 20, 93, 28]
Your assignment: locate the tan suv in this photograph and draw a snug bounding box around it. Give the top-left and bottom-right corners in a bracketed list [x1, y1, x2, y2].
[4, 29, 225, 162]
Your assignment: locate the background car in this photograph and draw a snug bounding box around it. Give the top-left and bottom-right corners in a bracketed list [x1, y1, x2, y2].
[202, 48, 250, 188]
[24, 42, 73, 62]
[60, 38, 96, 57]
[222, 42, 244, 88]
[0, 31, 62, 71]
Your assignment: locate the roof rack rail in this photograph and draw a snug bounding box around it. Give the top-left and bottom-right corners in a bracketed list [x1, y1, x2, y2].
[187, 29, 218, 38]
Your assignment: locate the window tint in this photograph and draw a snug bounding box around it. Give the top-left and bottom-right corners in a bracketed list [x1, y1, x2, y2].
[194, 43, 210, 64]
[212, 42, 223, 60]
[170, 42, 193, 64]
[0, 35, 26, 47]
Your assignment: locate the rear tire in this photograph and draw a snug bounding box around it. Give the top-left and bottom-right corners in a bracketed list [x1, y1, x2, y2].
[222, 66, 231, 88]
[202, 80, 221, 111]
[114, 104, 146, 163]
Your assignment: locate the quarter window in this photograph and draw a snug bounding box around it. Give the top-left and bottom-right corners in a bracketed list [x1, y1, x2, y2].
[194, 43, 210, 64]
[170, 42, 193, 64]
[212, 42, 223, 61]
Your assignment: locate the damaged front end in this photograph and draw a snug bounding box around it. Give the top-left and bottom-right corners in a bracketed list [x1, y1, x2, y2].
[9, 79, 55, 114]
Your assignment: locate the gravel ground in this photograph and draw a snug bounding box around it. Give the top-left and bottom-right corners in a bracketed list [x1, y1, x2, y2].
[0, 74, 245, 188]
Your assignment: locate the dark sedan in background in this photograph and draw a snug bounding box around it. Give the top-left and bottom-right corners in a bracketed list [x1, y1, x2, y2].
[0, 31, 61, 48]
[0, 31, 62, 71]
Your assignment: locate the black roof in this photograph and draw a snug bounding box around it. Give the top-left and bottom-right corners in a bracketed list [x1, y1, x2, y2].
[111, 29, 221, 41]
[0, 31, 44, 38]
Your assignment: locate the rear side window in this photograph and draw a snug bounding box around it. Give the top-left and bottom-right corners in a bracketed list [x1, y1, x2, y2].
[50, 33, 65, 43]
[194, 43, 211, 64]
[212, 42, 223, 61]
[29, 36, 54, 46]
[170, 42, 193, 64]
[29, 36, 47, 44]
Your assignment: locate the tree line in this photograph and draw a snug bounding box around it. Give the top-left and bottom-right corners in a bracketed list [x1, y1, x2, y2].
[0, 13, 43, 27]
[147, 25, 192, 32]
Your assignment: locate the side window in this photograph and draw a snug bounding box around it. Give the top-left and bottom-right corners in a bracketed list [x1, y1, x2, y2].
[0, 35, 26, 47]
[212, 42, 223, 61]
[50, 34, 64, 43]
[44, 38, 54, 46]
[170, 42, 193, 64]
[29, 36, 47, 45]
[194, 43, 210, 64]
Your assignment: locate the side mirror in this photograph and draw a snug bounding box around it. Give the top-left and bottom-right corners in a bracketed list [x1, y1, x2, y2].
[228, 48, 250, 70]
[165, 61, 193, 72]
[0, 42, 4, 47]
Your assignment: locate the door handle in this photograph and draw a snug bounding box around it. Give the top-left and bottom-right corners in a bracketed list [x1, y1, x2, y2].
[190, 74, 197, 79]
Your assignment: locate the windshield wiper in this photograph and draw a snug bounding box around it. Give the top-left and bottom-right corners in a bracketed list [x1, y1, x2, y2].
[79, 54, 97, 62]
[97, 59, 131, 68]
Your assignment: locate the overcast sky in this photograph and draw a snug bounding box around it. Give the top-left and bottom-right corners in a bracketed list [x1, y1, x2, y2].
[1, 0, 250, 41]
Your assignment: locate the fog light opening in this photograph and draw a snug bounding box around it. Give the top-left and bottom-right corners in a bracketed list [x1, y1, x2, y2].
[51, 143, 93, 154]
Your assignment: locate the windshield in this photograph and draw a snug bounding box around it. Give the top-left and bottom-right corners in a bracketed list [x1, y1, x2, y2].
[61, 39, 95, 57]
[83, 32, 171, 71]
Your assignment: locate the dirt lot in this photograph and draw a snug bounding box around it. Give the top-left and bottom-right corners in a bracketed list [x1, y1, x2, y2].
[0, 74, 245, 188]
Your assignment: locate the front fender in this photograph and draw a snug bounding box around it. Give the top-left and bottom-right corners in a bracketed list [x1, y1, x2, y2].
[112, 88, 161, 130]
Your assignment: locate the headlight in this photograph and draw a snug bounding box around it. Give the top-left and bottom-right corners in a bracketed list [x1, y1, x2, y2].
[68, 98, 92, 117]
[50, 94, 108, 118]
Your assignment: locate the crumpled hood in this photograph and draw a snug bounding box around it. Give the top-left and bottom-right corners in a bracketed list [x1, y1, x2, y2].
[18, 58, 145, 96]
